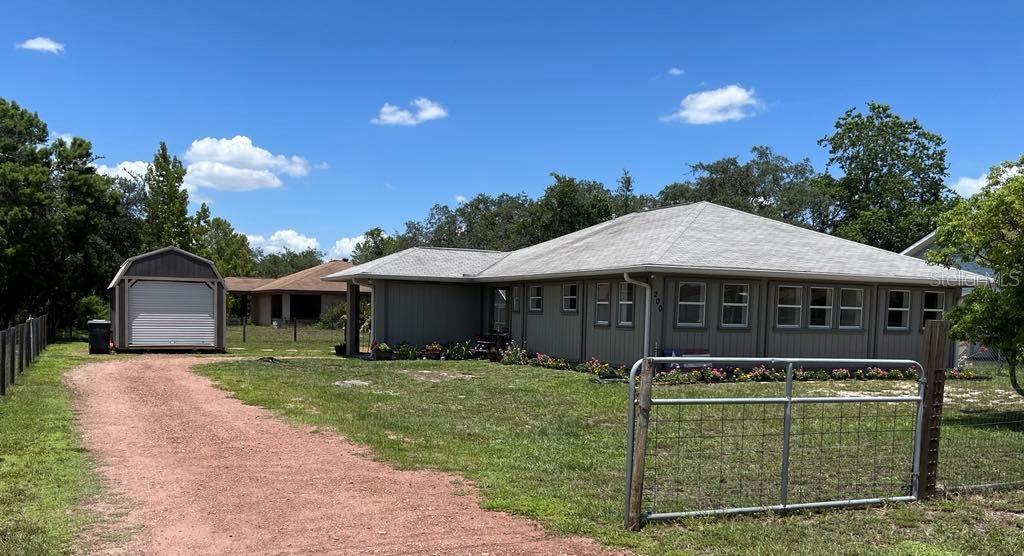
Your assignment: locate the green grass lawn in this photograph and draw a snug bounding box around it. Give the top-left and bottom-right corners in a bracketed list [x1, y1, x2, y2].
[196, 357, 1024, 555]
[225, 324, 370, 356]
[0, 342, 103, 555]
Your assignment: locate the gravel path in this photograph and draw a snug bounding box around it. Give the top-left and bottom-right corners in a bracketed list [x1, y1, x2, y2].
[67, 356, 615, 555]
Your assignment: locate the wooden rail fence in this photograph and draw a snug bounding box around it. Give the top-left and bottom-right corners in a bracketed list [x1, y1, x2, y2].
[0, 314, 52, 397]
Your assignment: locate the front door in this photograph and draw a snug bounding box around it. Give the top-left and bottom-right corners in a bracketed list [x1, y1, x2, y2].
[492, 288, 509, 333]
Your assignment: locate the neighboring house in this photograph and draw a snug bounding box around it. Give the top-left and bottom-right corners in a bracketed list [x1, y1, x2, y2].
[324, 202, 987, 366]
[108, 246, 226, 351]
[901, 230, 1002, 360]
[225, 259, 370, 325]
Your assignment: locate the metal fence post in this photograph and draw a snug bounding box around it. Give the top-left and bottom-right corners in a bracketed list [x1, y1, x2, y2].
[915, 320, 949, 499]
[293, 318, 298, 342]
[17, 324, 24, 374]
[779, 362, 795, 509]
[626, 358, 655, 531]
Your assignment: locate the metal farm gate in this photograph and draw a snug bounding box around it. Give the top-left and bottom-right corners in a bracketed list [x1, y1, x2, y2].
[624, 355, 936, 528]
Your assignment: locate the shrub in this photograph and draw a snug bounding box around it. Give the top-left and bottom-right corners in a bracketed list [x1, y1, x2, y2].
[499, 341, 531, 365]
[395, 343, 419, 360]
[443, 340, 473, 361]
[531, 353, 569, 370]
[576, 357, 626, 379]
[370, 341, 392, 353]
[317, 304, 346, 329]
[75, 294, 108, 328]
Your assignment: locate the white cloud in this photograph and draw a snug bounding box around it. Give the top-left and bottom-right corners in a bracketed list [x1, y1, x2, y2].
[951, 166, 1021, 197]
[371, 97, 448, 126]
[95, 160, 149, 180]
[314, 161, 329, 170]
[661, 84, 761, 125]
[328, 235, 365, 260]
[951, 174, 987, 197]
[15, 37, 64, 54]
[454, 194, 467, 203]
[246, 230, 320, 254]
[183, 135, 310, 191]
[667, 67, 685, 76]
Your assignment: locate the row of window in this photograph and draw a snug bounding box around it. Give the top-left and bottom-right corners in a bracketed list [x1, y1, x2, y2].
[675, 283, 944, 330]
[503, 283, 945, 332]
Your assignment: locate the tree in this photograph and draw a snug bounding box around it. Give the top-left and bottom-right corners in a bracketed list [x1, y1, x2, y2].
[194, 217, 257, 277]
[529, 173, 615, 244]
[253, 247, 324, 278]
[657, 146, 820, 227]
[142, 142, 190, 250]
[930, 158, 1024, 395]
[350, 228, 402, 264]
[615, 169, 637, 215]
[818, 102, 956, 252]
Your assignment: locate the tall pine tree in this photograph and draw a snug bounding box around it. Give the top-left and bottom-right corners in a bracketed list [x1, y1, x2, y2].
[142, 142, 191, 250]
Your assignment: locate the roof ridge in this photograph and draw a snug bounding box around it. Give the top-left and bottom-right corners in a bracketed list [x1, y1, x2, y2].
[412, 246, 507, 254]
[651, 202, 708, 265]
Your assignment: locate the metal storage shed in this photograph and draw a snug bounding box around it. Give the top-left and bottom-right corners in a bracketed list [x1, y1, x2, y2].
[107, 246, 226, 351]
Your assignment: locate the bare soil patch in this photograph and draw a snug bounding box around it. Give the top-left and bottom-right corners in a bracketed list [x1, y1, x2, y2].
[67, 356, 615, 555]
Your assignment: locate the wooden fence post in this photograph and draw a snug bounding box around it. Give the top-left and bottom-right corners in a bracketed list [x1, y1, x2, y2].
[916, 320, 949, 499]
[1, 330, 7, 396]
[627, 358, 655, 531]
[7, 328, 14, 385]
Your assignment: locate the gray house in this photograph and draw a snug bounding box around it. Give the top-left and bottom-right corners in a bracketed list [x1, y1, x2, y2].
[325, 202, 987, 365]
[108, 246, 226, 351]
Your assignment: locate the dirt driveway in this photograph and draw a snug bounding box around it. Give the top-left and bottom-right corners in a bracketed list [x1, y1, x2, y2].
[67, 356, 615, 555]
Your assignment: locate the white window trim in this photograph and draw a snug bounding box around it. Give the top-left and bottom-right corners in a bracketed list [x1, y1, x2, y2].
[595, 282, 610, 325]
[838, 288, 864, 330]
[676, 281, 706, 327]
[922, 290, 945, 326]
[721, 283, 750, 328]
[807, 287, 833, 329]
[776, 285, 803, 328]
[528, 285, 543, 312]
[886, 289, 911, 330]
[561, 283, 579, 312]
[618, 282, 635, 326]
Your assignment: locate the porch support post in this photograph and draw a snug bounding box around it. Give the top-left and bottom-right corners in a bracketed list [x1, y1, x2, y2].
[346, 283, 360, 355]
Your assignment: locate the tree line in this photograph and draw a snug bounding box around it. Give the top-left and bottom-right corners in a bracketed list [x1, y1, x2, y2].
[0, 98, 324, 329]
[353, 102, 956, 262]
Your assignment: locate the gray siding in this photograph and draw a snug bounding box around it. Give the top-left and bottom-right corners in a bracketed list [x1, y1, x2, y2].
[874, 287, 958, 364]
[763, 280, 874, 359]
[582, 278, 644, 365]
[125, 250, 219, 280]
[661, 277, 761, 359]
[375, 280, 483, 345]
[523, 282, 583, 361]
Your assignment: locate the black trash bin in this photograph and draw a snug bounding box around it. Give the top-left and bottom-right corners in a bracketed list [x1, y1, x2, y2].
[87, 319, 111, 355]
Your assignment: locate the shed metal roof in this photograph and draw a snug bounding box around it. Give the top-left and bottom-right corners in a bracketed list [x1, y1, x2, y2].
[324, 202, 989, 286]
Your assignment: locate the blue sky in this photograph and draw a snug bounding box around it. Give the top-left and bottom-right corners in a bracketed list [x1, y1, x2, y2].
[4, 1, 1022, 258]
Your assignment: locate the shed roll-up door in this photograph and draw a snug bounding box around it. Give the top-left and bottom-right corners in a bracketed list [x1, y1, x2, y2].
[128, 280, 215, 347]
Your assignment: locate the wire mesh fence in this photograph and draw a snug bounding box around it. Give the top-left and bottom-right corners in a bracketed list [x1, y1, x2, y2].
[640, 379, 919, 517]
[225, 320, 371, 354]
[1, 314, 52, 396]
[937, 362, 1024, 492]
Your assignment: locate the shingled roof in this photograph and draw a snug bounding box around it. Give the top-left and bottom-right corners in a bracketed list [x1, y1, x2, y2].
[227, 260, 367, 294]
[324, 202, 989, 286]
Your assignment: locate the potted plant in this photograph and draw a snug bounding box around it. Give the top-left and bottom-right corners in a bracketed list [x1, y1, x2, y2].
[371, 341, 394, 360]
[423, 341, 444, 359]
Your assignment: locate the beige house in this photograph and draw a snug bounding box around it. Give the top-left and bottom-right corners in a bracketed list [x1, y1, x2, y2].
[226, 260, 369, 325]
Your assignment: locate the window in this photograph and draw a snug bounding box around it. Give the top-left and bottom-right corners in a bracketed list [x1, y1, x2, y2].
[887, 290, 910, 329]
[493, 289, 508, 332]
[808, 287, 833, 328]
[721, 283, 749, 327]
[618, 283, 635, 326]
[528, 285, 543, 312]
[677, 282, 706, 326]
[776, 285, 802, 327]
[923, 291, 944, 324]
[562, 283, 579, 312]
[512, 286, 521, 312]
[595, 283, 611, 325]
[839, 288, 864, 329]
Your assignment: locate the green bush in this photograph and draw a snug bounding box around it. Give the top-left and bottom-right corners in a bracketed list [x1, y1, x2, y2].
[317, 304, 346, 329]
[74, 295, 108, 327]
[443, 340, 473, 360]
[499, 341, 530, 365]
[396, 343, 419, 360]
